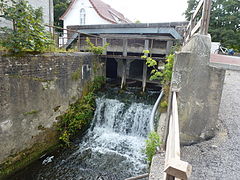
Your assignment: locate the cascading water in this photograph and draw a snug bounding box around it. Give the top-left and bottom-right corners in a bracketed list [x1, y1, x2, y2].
[9, 87, 159, 180]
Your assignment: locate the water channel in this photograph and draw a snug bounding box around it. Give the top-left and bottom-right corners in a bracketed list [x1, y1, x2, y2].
[9, 85, 160, 180]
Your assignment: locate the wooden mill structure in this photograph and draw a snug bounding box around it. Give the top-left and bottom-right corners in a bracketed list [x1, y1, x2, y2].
[63, 22, 187, 91]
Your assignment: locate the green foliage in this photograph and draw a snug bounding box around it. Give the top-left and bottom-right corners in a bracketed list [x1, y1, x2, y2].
[58, 76, 105, 146]
[185, 0, 240, 51]
[71, 68, 81, 81]
[160, 100, 168, 109]
[85, 37, 109, 55]
[142, 51, 174, 109]
[144, 131, 162, 163]
[88, 76, 106, 92]
[141, 51, 174, 86]
[0, 0, 54, 53]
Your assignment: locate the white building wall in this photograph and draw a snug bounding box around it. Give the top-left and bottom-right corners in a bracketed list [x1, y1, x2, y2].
[62, 0, 111, 30]
[0, 0, 53, 30]
[29, 0, 54, 26]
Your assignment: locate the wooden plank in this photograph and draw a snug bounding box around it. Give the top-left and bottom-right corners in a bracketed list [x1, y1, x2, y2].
[163, 92, 192, 180]
[164, 115, 174, 180]
[125, 173, 149, 180]
[106, 46, 166, 55]
[100, 55, 165, 61]
[172, 92, 180, 159]
[99, 34, 174, 40]
[192, 0, 204, 20]
[190, 18, 202, 36]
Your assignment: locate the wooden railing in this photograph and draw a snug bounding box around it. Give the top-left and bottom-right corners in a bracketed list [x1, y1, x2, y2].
[184, 0, 212, 43]
[163, 91, 192, 180]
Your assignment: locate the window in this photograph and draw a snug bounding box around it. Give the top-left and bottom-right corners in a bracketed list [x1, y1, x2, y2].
[80, 8, 86, 25]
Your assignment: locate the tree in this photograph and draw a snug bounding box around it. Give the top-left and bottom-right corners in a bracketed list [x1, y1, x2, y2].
[53, 0, 70, 29]
[185, 0, 240, 51]
[0, 0, 53, 52]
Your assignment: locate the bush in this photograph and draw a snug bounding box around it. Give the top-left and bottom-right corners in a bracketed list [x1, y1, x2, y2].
[0, 0, 53, 53]
[85, 37, 109, 55]
[58, 76, 105, 146]
[141, 52, 175, 108]
[144, 131, 162, 164]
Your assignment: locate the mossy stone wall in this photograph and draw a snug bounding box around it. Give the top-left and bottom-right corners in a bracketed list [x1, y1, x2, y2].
[0, 52, 105, 178]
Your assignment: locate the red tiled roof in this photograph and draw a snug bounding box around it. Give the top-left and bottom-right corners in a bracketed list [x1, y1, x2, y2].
[60, 0, 131, 24]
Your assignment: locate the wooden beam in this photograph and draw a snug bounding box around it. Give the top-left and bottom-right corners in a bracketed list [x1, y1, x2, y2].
[142, 40, 149, 92]
[166, 41, 173, 55]
[77, 33, 81, 51]
[192, 0, 204, 20]
[200, 0, 212, 34]
[164, 159, 192, 180]
[123, 39, 128, 57]
[125, 173, 149, 180]
[102, 38, 107, 55]
[101, 54, 165, 61]
[172, 91, 180, 159]
[191, 18, 202, 37]
[99, 34, 175, 41]
[121, 59, 127, 89]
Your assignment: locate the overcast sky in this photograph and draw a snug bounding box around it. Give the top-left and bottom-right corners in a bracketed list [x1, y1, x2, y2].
[103, 0, 188, 23]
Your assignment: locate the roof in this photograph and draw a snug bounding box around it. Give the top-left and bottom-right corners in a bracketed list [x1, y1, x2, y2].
[59, 0, 131, 24]
[68, 22, 188, 39]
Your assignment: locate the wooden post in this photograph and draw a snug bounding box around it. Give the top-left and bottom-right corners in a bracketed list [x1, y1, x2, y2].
[102, 38, 107, 55]
[120, 39, 128, 89]
[142, 40, 149, 92]
[166, 41, 173, 55]
[95, 37, 98, 46]
[121, 59, 127, 89]
[123, 39, 128, 57]
[200, 0, 212, 35]
[62, 34, 64, 47]
[77, 33, 81, 51]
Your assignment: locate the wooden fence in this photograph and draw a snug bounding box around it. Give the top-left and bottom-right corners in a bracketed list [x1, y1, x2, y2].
[184, 0, 212, 43]
[163, 91, 192, 180]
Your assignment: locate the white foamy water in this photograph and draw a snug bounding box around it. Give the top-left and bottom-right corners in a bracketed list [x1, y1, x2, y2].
[13, 95, 155, 180]
[73, 97, 153, 178]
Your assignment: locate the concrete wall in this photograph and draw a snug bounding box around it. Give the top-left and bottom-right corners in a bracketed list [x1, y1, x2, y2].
[0, 0, 53, 29]
[171, 34, 225, 145]
[0, 52, 105, 166]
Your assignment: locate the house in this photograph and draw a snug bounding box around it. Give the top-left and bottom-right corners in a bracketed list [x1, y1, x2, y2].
[0, 0, 53, 30]
[59, 0, 131, 30]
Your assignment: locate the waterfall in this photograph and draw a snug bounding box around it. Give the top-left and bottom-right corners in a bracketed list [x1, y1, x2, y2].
[92, 97, 152, 136]
[10, 89, 157, 180]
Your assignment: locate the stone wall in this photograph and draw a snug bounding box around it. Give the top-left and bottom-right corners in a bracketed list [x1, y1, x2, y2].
[0, 52, 105, 168]
[171, 34, 225, 145]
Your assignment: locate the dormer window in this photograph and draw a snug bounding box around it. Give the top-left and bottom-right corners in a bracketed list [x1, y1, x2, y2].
[80, 8, 86, 25]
